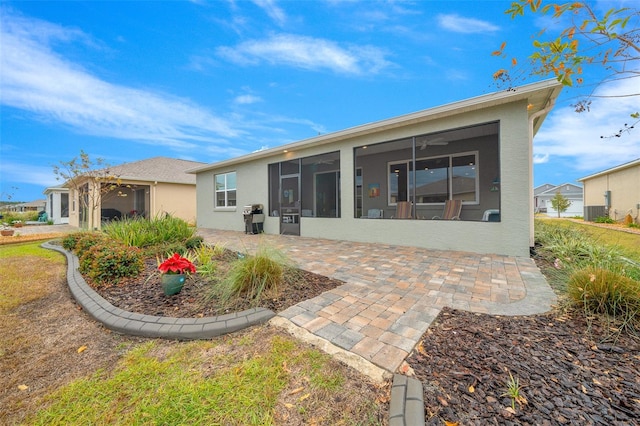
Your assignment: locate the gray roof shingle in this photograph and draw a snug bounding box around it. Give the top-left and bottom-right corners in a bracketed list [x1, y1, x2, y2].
[102, 157, 205, 185]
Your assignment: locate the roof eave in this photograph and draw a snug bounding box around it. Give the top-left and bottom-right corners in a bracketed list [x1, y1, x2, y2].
[189, 79, 563, 174]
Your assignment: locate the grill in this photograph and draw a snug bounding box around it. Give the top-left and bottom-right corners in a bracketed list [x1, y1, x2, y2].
[243, 204, 265, 234]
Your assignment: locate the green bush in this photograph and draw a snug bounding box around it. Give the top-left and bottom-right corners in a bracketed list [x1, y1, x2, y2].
[567, 267, 640, 326]
[79, 241, 143, 286]
[594, 216, 615, 224]
[185, 236, 204, 250]
[62, 232, 108, 253]
[102, 214, 195, 248]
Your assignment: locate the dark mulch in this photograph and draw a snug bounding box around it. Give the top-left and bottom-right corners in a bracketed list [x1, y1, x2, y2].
[92, 257, 344, 318]
[406, 307, 640, 425]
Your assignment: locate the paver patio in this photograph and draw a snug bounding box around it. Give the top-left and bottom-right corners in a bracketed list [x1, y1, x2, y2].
[197, 229, 556, 375]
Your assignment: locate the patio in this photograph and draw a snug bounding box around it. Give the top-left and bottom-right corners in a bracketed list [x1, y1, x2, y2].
[197, 229, 557, 377]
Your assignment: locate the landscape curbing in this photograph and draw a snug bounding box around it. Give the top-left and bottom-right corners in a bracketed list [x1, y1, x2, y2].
[42, 239, 423, 423]
[42, 241, 275, 339]
[389, 374, 426, 426]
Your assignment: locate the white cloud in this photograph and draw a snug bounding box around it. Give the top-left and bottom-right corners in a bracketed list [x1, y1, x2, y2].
[252, 0, 287, 26]
[216, 34, 391, 75]
[437, 14, 499, 34]
[0, 161, 58, 187]
[534, 78, 640, 172]
[0, 8, 243, 150]
[234, 94, 263, 104]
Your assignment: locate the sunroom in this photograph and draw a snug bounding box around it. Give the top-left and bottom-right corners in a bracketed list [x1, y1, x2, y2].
[192, 80, 562, 257]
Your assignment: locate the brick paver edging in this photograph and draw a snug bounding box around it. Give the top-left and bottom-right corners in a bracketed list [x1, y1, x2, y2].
[42, 242, 275, 339]
[389, 374, 425, 426]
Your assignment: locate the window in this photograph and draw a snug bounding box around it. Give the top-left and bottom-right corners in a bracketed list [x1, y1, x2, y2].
[61, 193, 69, 218]
[388, 152, 478, 205]
[215, 172, 236, 207]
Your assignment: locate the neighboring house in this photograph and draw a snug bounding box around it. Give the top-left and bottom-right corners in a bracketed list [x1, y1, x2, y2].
[67, 157, 205, 229]
[534, 183, 583, 217]
[190, 80, 563, 257]
[578, 158, 640, 223]
[43, 186, 70, 224]
[6, 199, 46, 212]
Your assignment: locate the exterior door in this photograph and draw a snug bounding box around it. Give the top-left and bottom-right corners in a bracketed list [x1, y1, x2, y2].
[280, 175, 300, 235]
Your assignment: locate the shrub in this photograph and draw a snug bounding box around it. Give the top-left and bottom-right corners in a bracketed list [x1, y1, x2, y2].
[594, 216, 615, 224]
[217, 244, 292, 304]
[79, 241, 143, 286]
[567, 267, 640, 329]
[185, 236, 204, 250]
[62, 232, 108, 253]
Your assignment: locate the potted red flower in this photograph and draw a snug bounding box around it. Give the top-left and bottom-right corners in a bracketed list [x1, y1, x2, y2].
[158, 253, 196, 295]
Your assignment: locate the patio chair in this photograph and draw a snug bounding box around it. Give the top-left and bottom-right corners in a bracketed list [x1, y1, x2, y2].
[38, 211, 48, 222]
[432, 199, 462, 220]
[392, 201, 412, 219]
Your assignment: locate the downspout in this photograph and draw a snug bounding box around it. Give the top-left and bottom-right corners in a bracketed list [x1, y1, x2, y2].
[528, 98, 556, 249]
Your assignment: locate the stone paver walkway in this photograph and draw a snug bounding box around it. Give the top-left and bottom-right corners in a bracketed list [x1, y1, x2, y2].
[197, 229, 556, 376]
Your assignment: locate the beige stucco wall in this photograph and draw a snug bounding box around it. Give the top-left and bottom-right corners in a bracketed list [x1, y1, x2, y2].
[582, 163, 640, 223]
[152, 182, 197, 225]
[196, 100, 535, 257]
[68, 179, 197, 228]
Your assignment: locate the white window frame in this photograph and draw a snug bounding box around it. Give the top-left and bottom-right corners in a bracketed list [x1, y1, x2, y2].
[214, 172, 237, 209]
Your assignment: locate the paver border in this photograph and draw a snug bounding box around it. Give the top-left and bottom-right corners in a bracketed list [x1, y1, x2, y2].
[42, 241, 275, 339]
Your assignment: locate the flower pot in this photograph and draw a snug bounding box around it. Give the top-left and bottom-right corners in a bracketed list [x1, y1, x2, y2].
[13, 223, 23, 228]
[1, 229, 15, 236]
[161, 274, 186, 296]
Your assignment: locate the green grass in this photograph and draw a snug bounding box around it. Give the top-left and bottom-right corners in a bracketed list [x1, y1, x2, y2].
[0, 240, 64, 261]
[535, 219, 640, 339]
[538, 219, 640, 261]
[0, 241, 65, 313]
[27, 333, 377, 425]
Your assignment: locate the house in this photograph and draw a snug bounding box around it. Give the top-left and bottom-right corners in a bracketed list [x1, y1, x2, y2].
[5, 199, 46, 212]
[190, 80, 563, 257]
[534, 183, 583, 217]
[578, 158, 640, 223]
[67, 157, 205, 229]
[43, 186, 70, 224]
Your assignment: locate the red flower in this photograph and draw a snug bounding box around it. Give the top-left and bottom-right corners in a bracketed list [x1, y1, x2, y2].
[158, 253, 196, 275]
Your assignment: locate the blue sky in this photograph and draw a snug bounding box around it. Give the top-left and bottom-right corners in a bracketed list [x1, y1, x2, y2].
[1, 1, 638, 202]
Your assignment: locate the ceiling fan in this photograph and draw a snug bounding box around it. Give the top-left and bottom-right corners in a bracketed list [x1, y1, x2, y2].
[420, 137, 447, 149]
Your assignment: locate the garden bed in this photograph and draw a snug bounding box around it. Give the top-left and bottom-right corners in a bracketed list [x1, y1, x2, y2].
[90, 256, 344, 318]
[406, 307, 640, 425]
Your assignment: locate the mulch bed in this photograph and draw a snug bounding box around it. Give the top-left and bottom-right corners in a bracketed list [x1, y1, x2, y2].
[92, 257, 344, 318]
[406, 307, 640, 425]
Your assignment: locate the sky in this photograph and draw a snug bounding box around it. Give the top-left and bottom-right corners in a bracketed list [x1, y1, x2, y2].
[1, 0, 638, 202]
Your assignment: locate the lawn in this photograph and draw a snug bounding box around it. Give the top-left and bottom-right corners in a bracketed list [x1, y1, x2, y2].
[0, 240, 388, 425]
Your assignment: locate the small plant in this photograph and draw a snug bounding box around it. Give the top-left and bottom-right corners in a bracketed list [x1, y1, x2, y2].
[158, 253, 196, 275]
[594, 216, 615, 224]
[567, 267, 640, 333]
[215, 243, 292, 305]
[502, 371, 526, 411]
[189, 244, 217, 278]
